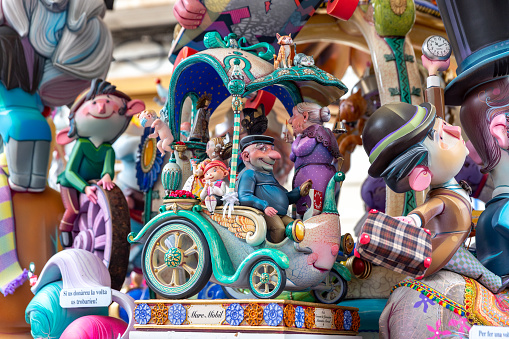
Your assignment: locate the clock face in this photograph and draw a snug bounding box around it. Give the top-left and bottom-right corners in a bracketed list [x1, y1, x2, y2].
[426, 36, 451, 58]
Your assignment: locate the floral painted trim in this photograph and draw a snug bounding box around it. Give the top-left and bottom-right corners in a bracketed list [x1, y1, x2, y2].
[391, 280, 466, 317]
[151, 303, 169, 325]
[464, 277, 485, 326]
[464, 276, 509, 326]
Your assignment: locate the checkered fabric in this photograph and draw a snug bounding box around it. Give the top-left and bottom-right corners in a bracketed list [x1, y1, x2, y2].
[357, 211, 432, 277]
[444, 246, 502, 293]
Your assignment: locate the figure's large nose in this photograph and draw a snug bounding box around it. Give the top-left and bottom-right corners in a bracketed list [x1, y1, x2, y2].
[268, 149, 281, 160]
[443, 124, 461, 139]
[97, 101, 106, 114]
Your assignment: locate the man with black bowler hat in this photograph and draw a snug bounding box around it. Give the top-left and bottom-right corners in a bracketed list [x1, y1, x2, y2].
[237, 135, 311, 243]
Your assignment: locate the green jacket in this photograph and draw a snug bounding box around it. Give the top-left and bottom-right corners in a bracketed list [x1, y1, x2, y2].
[58, 138, 115, 193]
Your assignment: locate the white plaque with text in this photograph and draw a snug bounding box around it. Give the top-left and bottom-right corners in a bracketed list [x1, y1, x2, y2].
[470, 325, 509, 338]
[314, 308, 333, 329]
[187, 304, 225, 325]
[60, 287, 112, 308]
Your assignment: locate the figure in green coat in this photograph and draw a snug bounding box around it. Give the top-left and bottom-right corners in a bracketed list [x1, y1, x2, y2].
[57, 79, 145, 247]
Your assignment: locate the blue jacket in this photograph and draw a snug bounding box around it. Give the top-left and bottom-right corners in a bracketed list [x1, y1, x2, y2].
[476, 193, 509, 276]
[237, 169, 300, 215]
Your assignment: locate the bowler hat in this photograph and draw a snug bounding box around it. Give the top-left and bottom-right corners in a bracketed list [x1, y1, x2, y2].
[363, 102, 436, 177]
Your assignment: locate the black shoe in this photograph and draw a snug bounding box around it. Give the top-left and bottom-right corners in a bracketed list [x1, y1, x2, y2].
[60, 231, 73, 248]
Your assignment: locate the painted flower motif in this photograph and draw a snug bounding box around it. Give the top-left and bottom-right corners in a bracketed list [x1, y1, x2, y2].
[343, 310, 352, 331]
[427, 320, 451, 339]
[263, 303, 283, 326]
[414, 293, 436, 313]
[151, 303, 168, 325]
[168, 303, 187, 325]
[448, 314, 471, 335]
[225, 303, 244, 326]
[136, 127, 164, 192]
[134, 303, 152, 325]
[295, 306, 305, 328]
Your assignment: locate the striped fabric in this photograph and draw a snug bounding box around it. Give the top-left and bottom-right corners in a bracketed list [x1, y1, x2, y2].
[229, 112, 241, 192]
[0, 166, 27, 295]
[357, 210, 432, 277]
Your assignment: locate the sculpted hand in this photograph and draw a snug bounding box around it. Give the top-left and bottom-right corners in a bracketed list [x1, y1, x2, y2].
[299, 179, 313, 196]
[98, 173, 115, 191]
[264, 207, 278, 217]
[395, 216, 416, 225]
[173, 0, 206, 29]
[85, 186, 98, 204]
[283, 131, 294, 143]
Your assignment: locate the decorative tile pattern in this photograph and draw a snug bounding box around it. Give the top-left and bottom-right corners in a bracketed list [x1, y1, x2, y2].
[168, 303, 187, 325]
[263, 303, 283, 326]
[151, 303, 168, 325]
[295, 306, 305, 328]
[225, 303, 244, 326]
[134, 303, 152, 325]
[283, 304, 295, 327]
[244, 303, 263, 326]
[304, 307, 315, 329]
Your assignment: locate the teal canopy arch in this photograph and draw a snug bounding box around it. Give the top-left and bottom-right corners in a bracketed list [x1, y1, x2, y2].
[164, 48, 348, 142]
[164, 53, 305, 141]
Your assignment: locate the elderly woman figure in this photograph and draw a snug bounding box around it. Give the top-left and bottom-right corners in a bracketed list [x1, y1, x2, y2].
[289, 102, 341, 216]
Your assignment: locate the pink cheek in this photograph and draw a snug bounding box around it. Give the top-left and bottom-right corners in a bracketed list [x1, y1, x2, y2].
[307, 253, 318, 265]
[331, 244, 339, 256]
[78, 107, 92, 117]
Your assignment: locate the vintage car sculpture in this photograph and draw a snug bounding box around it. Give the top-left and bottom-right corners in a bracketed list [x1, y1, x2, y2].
[129, 33, 353, 303]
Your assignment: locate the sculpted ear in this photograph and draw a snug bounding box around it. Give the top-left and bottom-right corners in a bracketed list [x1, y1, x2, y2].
[408, 165, 432, 191]
[241, 150, 249, 162]
[56, 127, 74, 145]
[126, 100, 146, 117]
[490, 114, 509, 149]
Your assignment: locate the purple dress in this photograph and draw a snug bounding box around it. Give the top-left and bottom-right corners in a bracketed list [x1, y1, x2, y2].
[290, 125, 341, 215]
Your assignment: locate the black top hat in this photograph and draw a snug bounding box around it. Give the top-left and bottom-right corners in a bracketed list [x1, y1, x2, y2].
[363, 102, 436, 177]
[240, 135, 274, 151]
[437, 0, 509, 105]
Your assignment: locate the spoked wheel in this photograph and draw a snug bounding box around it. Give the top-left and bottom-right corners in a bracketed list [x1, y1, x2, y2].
[249, 260, 286, 299]
[142, 219, 212, 299]
[72, 182, 130, 290]
[221, 286, 255, 299]
[312, 269, 348, 304]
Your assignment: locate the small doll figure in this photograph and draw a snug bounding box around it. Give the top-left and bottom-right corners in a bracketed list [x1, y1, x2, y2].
[189, 93, 212, 143]
[200, 160, 229, 213]
[206, 136, 232, 164]
[182, 158, 209, 196]
[138, 109, 174, 156]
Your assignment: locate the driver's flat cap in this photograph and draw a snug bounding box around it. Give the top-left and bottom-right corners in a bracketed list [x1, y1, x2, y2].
[240, 135, 274, 151]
